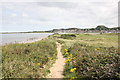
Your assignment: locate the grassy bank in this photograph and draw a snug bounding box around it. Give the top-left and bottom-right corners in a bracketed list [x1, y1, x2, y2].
[2, 39, 57, 78]
[49, 33, 118, 48]
[2, 33, 119, 79]
[63, 43, 119, 79]
[49, 33, 120, 79]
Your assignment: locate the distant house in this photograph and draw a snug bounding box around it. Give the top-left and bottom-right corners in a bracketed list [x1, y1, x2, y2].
[50, 26, 120, 34]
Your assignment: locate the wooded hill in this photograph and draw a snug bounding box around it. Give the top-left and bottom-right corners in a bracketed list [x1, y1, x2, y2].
[45, 25, 120, 33]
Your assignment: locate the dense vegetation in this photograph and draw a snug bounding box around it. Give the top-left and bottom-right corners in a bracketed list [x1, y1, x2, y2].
[1, 33, 119, 79]
[60, 34, 76, 39]
[2, 39, 57, 78]
[49, 33, 119, 79]
[63, 43, 119, 79]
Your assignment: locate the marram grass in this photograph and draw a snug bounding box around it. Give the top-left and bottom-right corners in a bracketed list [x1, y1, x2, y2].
[2, 39, 57, 78]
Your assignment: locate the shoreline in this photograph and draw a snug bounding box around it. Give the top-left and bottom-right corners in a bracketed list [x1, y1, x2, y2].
[18, 37, 45, 44]
[1, 37, 46, 46]
[1, 33, 53, 46]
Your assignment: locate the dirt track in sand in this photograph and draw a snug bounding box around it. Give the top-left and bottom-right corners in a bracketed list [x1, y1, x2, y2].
[47, 42, 65, 78]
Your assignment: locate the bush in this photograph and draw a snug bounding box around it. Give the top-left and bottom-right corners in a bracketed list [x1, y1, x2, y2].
[60, 34, 76, 39]
[57, 40, 65, 44]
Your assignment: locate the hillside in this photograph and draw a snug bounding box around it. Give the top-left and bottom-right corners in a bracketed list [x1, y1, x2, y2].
[47, 26, 120, 33]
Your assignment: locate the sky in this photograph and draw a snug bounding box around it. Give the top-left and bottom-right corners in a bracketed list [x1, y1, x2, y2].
[0, 0, 119, 32]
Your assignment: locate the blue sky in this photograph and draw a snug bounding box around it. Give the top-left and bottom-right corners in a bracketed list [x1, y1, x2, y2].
[0, 0, 119, 32]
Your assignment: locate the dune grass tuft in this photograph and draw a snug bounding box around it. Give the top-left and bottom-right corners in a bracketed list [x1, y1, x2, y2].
[2, 39, 57, 78]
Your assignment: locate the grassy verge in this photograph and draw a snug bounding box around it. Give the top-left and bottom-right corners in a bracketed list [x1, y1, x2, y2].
[2, 39, 57, 78]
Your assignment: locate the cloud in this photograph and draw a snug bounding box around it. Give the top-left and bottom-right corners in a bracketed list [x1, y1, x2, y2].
[11, 13, 17, 17]
[0, 0, 119, 2]
[22, 13, 28, 17]
[37, 2, 77, 9]
[1, 1, 119, 32]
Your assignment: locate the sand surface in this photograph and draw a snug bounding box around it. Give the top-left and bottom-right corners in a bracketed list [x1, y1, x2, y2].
[19, 38, 43, 44]
[47, 42, 65, 78]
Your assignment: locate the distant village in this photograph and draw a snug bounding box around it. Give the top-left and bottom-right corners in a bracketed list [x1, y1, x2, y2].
[45, 25, 120, 34]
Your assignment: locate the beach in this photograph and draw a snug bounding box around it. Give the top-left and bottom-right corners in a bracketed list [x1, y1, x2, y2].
[1, 33, 53, 45]
[18, 37, 44, 44]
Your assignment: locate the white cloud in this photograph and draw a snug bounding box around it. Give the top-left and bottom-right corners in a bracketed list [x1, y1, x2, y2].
[22, 13, 28, 17]
[0, 0, 119, 2]
[11, 13, 17, 17]
[1, 1, 119, 32]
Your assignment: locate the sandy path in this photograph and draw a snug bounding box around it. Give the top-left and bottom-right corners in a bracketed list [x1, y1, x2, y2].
[47, 42, 65, 78]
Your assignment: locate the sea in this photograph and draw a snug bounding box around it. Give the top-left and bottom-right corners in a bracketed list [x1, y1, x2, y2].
[0, 33, 53, 45]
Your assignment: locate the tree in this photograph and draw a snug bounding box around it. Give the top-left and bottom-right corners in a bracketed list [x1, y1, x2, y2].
[96, 25, 109, 30]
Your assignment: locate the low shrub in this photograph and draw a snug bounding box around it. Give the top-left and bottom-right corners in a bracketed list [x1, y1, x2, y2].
[57, 40, 65, 44]
[63, 43, 120, 79]
[2, 39, 57, 78]
[60, 34, 76, 39]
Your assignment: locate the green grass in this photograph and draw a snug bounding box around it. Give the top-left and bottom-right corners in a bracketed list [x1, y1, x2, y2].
[2, 39, 57, 78]
[63, 43, 119, 79]
[50, 33, 118, 48]
[50, 33, 119, 79]
[2, 33, 119, 79]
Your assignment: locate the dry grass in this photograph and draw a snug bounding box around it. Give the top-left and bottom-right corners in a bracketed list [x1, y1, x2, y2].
[49, 33, 119, 79]
[2, 39, 57, 78]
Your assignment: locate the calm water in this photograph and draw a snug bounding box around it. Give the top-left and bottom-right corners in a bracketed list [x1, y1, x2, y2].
[0, 33, 53, 45]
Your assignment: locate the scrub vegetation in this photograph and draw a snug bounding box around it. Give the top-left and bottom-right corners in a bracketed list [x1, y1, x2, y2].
[1, 33, 120, 79]
[49, 33, 120, 79]
[2, 39, 57, 78]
